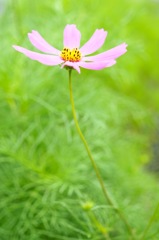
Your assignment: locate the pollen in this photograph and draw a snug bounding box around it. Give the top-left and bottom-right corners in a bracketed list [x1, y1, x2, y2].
[60, 47, 81, 62]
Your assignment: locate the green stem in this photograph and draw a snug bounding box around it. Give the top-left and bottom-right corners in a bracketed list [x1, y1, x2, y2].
[140, 202, 159, 240]
[68, 70, 135, 239]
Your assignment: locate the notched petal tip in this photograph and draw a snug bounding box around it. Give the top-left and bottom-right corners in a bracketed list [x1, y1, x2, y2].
[80, 28, 107, 56]
[31, 30, 38, 34]
[12, 45, 21, 51]
[65, 24, 77, 28]
[121, 42, 128, 51]
[13, 45, 63, 66]
[82, 42, 128, 62]
[27, 30, 60, 54]
[78, 60, 116, 71]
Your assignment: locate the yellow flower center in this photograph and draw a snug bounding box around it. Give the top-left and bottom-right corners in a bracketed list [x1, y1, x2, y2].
[60, 47, 81, 62]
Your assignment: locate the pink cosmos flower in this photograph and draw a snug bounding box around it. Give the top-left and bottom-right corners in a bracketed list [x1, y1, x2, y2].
[13, 24, 127, 74]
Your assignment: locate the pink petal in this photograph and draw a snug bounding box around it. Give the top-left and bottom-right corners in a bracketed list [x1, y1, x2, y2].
[83, 43, 127, 61]
[13, 45, 63, 65]
[80, 29, 107, 56]
[63, 24, 81, 49]
[28, 30, 60, 54]
[78, 60, 116, 70]
[61, 61, 81, 73]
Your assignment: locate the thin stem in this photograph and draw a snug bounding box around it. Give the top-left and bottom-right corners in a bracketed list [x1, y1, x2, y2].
[68, 70, 135, 239]
[140, 202, 159, 240]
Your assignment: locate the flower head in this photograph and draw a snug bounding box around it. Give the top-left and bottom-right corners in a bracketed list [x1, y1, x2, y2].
[13, 24, 127, 74]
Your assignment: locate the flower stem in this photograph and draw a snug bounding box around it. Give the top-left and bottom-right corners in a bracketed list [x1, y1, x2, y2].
[140, 202, 159, 240]
[68, 70, 135, 239]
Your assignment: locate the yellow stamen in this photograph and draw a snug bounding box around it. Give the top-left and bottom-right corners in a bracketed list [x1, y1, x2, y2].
[60, 47, 81, 62]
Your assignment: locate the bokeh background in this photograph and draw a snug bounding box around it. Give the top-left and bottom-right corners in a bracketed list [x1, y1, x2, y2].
[0, 0, 159, 239]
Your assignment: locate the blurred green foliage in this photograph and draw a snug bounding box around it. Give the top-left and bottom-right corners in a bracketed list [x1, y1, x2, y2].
[0, 0, 159, 239]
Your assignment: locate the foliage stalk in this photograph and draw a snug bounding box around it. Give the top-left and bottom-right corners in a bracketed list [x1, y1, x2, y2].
[68, 69, 135, 239]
